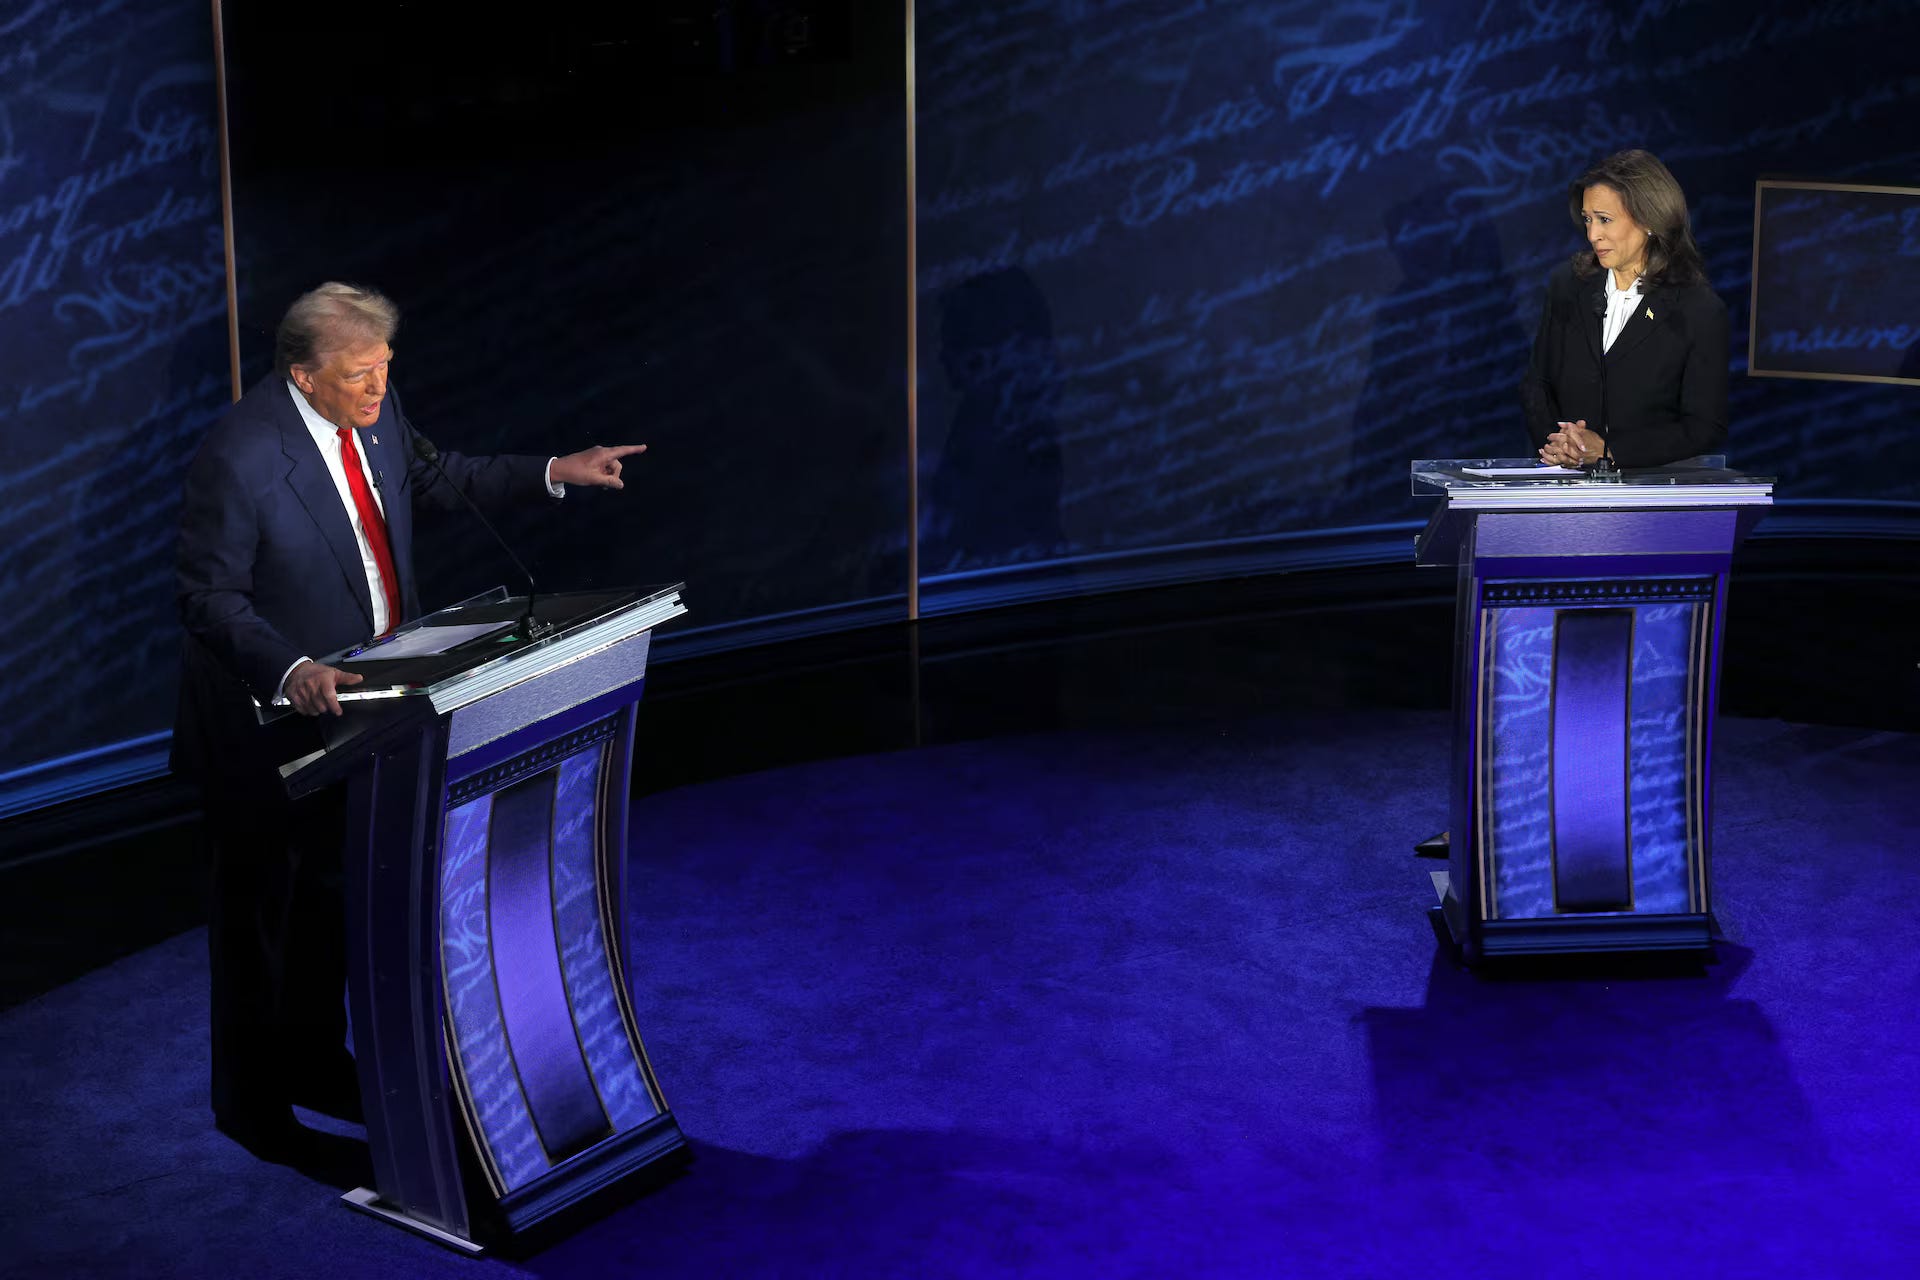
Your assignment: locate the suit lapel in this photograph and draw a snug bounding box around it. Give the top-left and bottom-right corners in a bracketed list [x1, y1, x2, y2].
[1584, 275, 1606, 366]
[275, 384, 376, 633]
[1605, 282, 1663, 364]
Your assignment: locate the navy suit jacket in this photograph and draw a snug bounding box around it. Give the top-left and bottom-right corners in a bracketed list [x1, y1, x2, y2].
[1520, 259, 1729, 469]
[172, 374, 554, 780]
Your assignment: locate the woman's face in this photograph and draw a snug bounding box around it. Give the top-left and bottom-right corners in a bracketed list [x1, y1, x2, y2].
[1581, 183, 1649, 277]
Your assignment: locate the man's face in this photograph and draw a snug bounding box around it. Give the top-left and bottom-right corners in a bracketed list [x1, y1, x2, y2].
[291, 340, 392, 430]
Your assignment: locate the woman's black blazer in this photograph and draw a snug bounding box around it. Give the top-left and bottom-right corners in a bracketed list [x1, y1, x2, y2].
[1520, 259, 1729, 468]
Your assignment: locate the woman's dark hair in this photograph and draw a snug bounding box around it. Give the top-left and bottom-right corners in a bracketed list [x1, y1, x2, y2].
[1567, 150, 1708, 287]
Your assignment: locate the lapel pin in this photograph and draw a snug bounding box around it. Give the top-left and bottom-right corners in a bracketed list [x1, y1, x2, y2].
[371, 434, 379, 445]
[1645, 308, 1654, 320]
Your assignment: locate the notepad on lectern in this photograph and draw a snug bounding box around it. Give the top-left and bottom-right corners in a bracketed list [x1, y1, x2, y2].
[349, 621, 515, 661]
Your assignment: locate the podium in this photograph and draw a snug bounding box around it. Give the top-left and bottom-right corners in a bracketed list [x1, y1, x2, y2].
[274, 585, 689, 1251]
[1412, 461, 1772, 960]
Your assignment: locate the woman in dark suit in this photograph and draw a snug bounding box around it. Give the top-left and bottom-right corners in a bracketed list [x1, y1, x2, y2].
[1523, 150, 1728, 469]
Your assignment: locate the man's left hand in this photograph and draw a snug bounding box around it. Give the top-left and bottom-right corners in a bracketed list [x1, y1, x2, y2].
[552, 444, 647, 490]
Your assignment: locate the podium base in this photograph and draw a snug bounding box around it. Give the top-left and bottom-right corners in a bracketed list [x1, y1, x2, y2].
[1426, 870, 1715, 964]
[1476, 914, 1713, 957]
[341, 1187, 486, 1255]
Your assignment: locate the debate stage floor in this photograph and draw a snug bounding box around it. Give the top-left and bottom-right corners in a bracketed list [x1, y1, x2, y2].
[4, 550, 1916, 1275]
[4, 707, 1916, 1278]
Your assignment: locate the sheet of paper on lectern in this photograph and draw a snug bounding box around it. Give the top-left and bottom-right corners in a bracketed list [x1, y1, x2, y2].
[351, 621, 514, 661]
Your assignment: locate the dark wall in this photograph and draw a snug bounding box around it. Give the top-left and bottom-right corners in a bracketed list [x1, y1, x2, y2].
[220, 0, 910, 642]
[0, 0, 230, 787]
[914, 0, 1920, 590]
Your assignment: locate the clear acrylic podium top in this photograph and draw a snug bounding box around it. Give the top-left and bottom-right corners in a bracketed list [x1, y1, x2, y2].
[264, 583, 687, 716]
[267, 583, 688, 794]
[1411, 457, 1774, 510]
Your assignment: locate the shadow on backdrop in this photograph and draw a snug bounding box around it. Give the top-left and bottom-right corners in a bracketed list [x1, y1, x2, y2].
[1344, 189, 1529, 524]
[924, 267, 1067, 579]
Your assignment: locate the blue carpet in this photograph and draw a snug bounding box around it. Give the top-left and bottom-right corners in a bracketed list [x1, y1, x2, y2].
[4, 712, 1916, 1277]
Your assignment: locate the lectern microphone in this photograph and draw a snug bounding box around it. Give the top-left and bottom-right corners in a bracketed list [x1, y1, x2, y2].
[410, 429, 553, 640]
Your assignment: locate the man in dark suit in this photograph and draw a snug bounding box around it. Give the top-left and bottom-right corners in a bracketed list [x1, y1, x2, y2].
[173, 282, 643, 1157]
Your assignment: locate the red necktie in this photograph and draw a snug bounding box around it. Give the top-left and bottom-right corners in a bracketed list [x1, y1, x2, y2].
[336, 427, 402, 634]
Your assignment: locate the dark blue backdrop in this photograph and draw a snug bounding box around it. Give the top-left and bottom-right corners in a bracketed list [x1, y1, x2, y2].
[0, 0, 228, 805]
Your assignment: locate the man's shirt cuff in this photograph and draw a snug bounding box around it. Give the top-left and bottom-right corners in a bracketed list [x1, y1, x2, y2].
[275, 657, 312, 703]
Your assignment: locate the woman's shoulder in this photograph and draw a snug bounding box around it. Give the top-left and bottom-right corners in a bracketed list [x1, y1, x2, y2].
[1538, 258, 1593, 316]
[1544, 257, 1586, 293]
[1662, 278, 1727, 319]
[1682, 280, 1725, 308]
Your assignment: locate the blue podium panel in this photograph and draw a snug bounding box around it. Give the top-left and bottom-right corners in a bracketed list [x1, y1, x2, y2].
[551, 747, 665, 1135]
[442, 789, 550, 1191]
[440, 720, 669, 1204]
[1479, 595, 1705, 925]
[1412, 464, 1770, 960]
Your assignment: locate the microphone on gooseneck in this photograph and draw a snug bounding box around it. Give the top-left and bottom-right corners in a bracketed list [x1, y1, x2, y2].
[410, 429, 552, 640]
